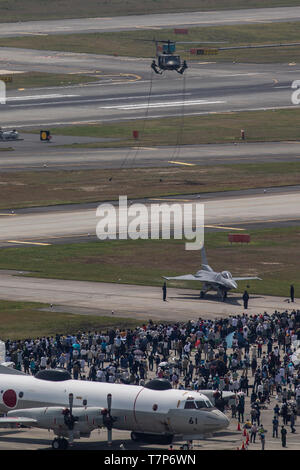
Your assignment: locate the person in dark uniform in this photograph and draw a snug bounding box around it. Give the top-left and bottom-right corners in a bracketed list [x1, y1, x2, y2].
[290, 284, 295, 302]
[281, 425, 287, 447]
[242, 290, 249, 309]
[162, 282, 167, 301]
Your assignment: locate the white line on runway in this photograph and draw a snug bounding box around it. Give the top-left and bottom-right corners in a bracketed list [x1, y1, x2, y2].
[100, 99, 226, 110]
[5, 105, 295, 129]
[8, 92, 192, 108]
[7, 94, 80, 102]
[221, 73, 264, 77]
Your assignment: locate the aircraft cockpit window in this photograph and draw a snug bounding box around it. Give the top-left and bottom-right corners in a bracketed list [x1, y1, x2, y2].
[195, 399, 213, 409]
[221, 271, 232, 279]
[184, 400, 196, 409]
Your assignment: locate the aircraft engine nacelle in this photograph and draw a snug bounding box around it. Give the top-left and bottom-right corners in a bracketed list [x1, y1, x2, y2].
[7, 406, 105, 435]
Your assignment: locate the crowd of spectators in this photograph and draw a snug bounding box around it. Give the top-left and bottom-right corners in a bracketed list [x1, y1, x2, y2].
[3, 309, 300, 432]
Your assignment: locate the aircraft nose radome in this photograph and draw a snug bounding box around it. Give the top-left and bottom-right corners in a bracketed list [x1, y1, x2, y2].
[222, 413, 230, 428]
[214, 410, 230, 429]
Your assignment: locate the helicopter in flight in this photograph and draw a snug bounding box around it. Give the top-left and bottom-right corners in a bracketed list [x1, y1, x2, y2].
[149, 39, 225, 75]
[147, 37, 300, 75]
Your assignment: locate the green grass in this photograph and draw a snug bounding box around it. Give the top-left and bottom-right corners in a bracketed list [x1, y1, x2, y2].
[0, 1, 299, 23]
[3, 72, 100, 90]
[0, 226, 300, 298]
[43, 108, 300, 148]
[2, 161, 300, 209]
[4, 21, 300, 64]
[0, 300, 143, 340]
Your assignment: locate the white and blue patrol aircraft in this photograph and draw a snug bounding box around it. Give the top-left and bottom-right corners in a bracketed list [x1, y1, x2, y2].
[0, 365, 231, 449]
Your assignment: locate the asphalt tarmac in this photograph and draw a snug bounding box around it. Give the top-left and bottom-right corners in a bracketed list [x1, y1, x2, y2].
[0, 59, 299, 128]
[1, 6, 300, 38]
[0, 189, 299, 246]
[2, 137, 300, 172]
[0, 270, 297, 321]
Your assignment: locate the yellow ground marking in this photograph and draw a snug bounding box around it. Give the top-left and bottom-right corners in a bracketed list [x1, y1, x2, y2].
[204, 225, 245, 231]
[6, 240, 51, 246]
[0, 213, 16, 216]
[168, 161, 196, 166]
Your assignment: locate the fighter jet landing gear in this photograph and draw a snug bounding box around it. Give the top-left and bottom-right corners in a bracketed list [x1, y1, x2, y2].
[200, 291, 205, 299]
[217, 288, 227, 302]
[52, 437, 69, 450]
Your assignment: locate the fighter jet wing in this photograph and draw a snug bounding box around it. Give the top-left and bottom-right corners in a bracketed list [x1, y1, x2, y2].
[232, 276, 262, 281]
[163, 270, 217, 282]
[163, 274, 201, 281]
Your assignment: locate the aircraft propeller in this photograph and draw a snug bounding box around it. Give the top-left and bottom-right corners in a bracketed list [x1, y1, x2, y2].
[102, 393, 116, 446]
[62, 393, 78, 445]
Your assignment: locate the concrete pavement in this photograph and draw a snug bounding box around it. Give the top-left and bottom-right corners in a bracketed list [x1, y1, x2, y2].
[0, 271, 297, 322]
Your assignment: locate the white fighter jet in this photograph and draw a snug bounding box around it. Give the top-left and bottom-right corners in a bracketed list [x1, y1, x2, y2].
[0, 366, 230, 449]
[164, 247, 261, 301]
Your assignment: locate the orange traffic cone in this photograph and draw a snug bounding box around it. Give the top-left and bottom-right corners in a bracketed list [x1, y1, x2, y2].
[241, 441, 245, 450]
[243, 428, 247, 436]
[246, 433, 249, 445]
[237, 422, 241, 431]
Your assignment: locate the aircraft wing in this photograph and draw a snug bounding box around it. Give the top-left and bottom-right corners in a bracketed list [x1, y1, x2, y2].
[0, 416, 37, 426]
[200, 390, 236, 403]
[163, 271, 215, 282]
[232, 276, 262, 281]
[163, 274, 201, 281]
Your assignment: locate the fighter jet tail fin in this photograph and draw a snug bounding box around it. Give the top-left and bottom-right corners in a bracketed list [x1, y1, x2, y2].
[201, 246, 208, 265]
[201, 246, 214, 272]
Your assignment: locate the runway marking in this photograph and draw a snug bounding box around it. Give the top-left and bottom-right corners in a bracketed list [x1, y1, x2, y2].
[16, 32, 49, 36]
[149, 198, 195, 202]
[221, 73, 264, 77]
[204, 225, 245, 231]
[132, 147, 157, 150]
[0, 213, 16, 216]
[100, 99, 226, 110]
[214, 217, 300, 226]
[6, 240, 51, 246]
[168, 161, 196, 166]
[7, 93, 79, 102]
[9, 92, 190, 108]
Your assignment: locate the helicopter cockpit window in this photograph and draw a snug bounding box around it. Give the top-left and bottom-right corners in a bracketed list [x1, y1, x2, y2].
[159, 55, 181, 67]
[221, 271, 232, 280]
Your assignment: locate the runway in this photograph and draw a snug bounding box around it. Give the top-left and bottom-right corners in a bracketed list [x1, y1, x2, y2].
[0, 189, 299, 246]
[0, 270, 296, 321]
[2, 137, 300, 172]
[1, 6, 300, 38]
[0, 57, 299, 129]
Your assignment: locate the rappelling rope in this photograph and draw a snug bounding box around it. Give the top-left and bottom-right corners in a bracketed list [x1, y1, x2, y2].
[170, 70, 187, 162]
[129, 68, 154, 169]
